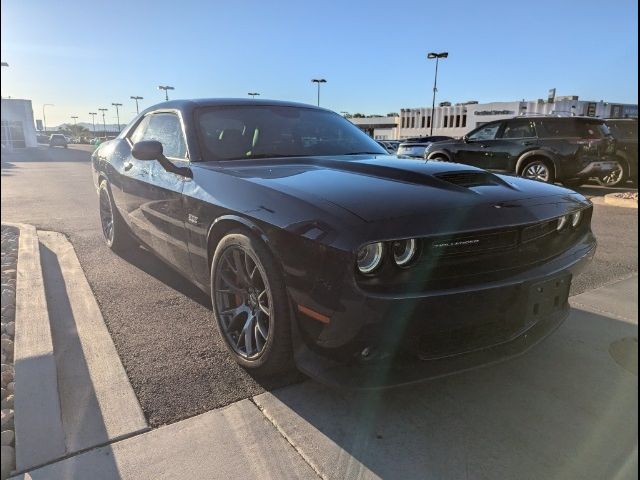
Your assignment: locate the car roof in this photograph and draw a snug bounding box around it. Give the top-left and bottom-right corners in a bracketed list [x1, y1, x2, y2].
[505, 116, 605, 122]
[145, 98, 328, 112]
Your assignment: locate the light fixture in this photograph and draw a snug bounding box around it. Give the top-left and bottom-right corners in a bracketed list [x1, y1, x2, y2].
[392, 239, 418, 267]
[356, 242, 384, 274]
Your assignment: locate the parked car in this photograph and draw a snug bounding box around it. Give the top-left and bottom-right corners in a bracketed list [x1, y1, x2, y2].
[397, 136, 453, 158]
[376, 140, 399, 153]
[49, 134, 68, 148]
[92, 99, 595, 386]
[601, 118, 638, 186]
[424, 116, 618, 188]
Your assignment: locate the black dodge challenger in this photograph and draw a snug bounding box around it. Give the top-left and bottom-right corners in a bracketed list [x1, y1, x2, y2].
[92, 99, 596, 387]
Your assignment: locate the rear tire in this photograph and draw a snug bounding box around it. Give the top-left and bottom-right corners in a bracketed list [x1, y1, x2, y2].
[211, 230, 293, 375]
[596, 159, 627, 187]
[98, 180, 136, 252]
[520, 158, 555, 183]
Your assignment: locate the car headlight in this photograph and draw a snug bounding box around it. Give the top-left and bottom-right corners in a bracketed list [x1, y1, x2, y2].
[557, 215, 569, 231]
[392, 239, 418, 267]
[571, 210, 582, 227]
[356, 242, 384, 274]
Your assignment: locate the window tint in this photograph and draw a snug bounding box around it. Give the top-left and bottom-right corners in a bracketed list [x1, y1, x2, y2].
[129, 116, 150, 144]
[502, 120, 536, 139]
[536, 119, 609, 139]
[607, 121, 637, 139]
[468, 123, 501, 141]
[131, 113, 187, 158]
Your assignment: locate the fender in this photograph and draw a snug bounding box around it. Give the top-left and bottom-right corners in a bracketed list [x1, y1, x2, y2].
[516, 150, 557, 175]
[207, 214, 271, 251]
[426, 149, 453, 162]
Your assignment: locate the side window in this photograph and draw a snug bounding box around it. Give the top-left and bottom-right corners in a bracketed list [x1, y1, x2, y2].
[129, 116, 151, 145]
[468, 123, 501, 141]
[501, 120, 536, 139]
[131, 113, 187, 159]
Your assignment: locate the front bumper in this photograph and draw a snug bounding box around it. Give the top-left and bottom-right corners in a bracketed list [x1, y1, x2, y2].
[292, 236, 596, 389]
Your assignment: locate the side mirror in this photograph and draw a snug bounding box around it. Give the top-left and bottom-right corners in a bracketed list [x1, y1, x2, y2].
[132, 140, 163, 161]
[462, 135, 470, 143]
[131, 140, 192, 179]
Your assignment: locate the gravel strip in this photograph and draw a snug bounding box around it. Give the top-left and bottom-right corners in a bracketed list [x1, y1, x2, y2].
[1, 225, 18, 480]
[611, 192, 638, 201]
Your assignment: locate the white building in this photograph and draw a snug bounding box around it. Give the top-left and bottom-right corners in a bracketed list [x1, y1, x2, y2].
[351, 96, 638, 140]
[1, 98, 38, 149]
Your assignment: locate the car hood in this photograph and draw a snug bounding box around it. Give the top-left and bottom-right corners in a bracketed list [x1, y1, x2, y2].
[198, 154, 588, 225]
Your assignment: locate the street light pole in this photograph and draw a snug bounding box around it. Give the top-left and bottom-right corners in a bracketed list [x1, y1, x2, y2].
[248, 92, 260, 98]
[427, 52, 448, 136]
[311, 79, 327, 107]
[89, 112, 97, 136]
[71, 116, 78, 139]
[130, 96, 143, 114]
[98, 108, 108, 138]
[158, 85, 174, 101]
[111, 103, 122, 132]
[42, 104, 54, 133]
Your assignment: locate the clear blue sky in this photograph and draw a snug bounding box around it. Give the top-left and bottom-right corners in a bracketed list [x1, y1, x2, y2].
[1, 0, 637, 127]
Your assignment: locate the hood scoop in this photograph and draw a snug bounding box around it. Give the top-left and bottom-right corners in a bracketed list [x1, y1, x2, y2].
[434, 171, 513, 189]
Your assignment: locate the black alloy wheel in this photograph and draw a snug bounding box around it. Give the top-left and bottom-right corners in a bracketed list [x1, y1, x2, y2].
[215, 245, 272, 359]
[98, 180, 135, 252]
[99, 183, 115, 246]
[211, 232, 293, 374]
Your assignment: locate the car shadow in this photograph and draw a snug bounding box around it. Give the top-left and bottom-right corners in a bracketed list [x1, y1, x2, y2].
[116, 244, 212, 309]
[254, 308, 638, 479]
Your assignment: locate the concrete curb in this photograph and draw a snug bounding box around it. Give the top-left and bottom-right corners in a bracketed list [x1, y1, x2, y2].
[9, 400, 318, 479]
[37, 231, 148, 454]
[604, 193, 638, 209]
[5, 223, 66, 471]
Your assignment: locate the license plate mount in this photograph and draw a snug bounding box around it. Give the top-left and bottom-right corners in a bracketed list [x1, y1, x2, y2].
[526, 274, 572, 325]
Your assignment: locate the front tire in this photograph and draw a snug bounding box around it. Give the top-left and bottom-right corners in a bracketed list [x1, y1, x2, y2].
[211, 231, 293, 375]
[520, 158, 555, 183]
[98, 180, 136, 252]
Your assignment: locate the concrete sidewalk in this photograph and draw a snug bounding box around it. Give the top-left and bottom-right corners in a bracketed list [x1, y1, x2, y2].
[13, 276, 638, 480]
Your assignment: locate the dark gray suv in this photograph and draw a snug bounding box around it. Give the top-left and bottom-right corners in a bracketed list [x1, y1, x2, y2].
[424, 116, 618, 187]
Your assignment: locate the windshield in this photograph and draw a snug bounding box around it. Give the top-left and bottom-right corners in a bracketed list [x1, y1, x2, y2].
[196, 105, 387, 160]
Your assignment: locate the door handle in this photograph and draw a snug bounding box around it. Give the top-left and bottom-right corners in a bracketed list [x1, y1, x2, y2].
[480, 144, 489, 148]
[522, 141, 534, 146]
[124, 162, 133, 171]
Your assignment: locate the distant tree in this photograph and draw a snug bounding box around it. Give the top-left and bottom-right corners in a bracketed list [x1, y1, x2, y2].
[386, 112, 399, 117]
[366, 114, 382, 118]
[352, 113, 365, 118]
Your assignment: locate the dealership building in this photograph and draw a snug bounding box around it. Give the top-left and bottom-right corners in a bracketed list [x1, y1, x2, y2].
[351, 95, 638, 140]
[1, 98, 38, 149]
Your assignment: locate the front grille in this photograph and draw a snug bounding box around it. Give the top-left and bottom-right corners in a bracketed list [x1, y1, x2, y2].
[522, 219, 557, 242]
[424, 229, 519, 255]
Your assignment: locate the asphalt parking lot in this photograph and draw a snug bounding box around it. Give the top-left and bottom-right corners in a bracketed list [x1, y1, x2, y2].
[1, 145, 638, 427]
